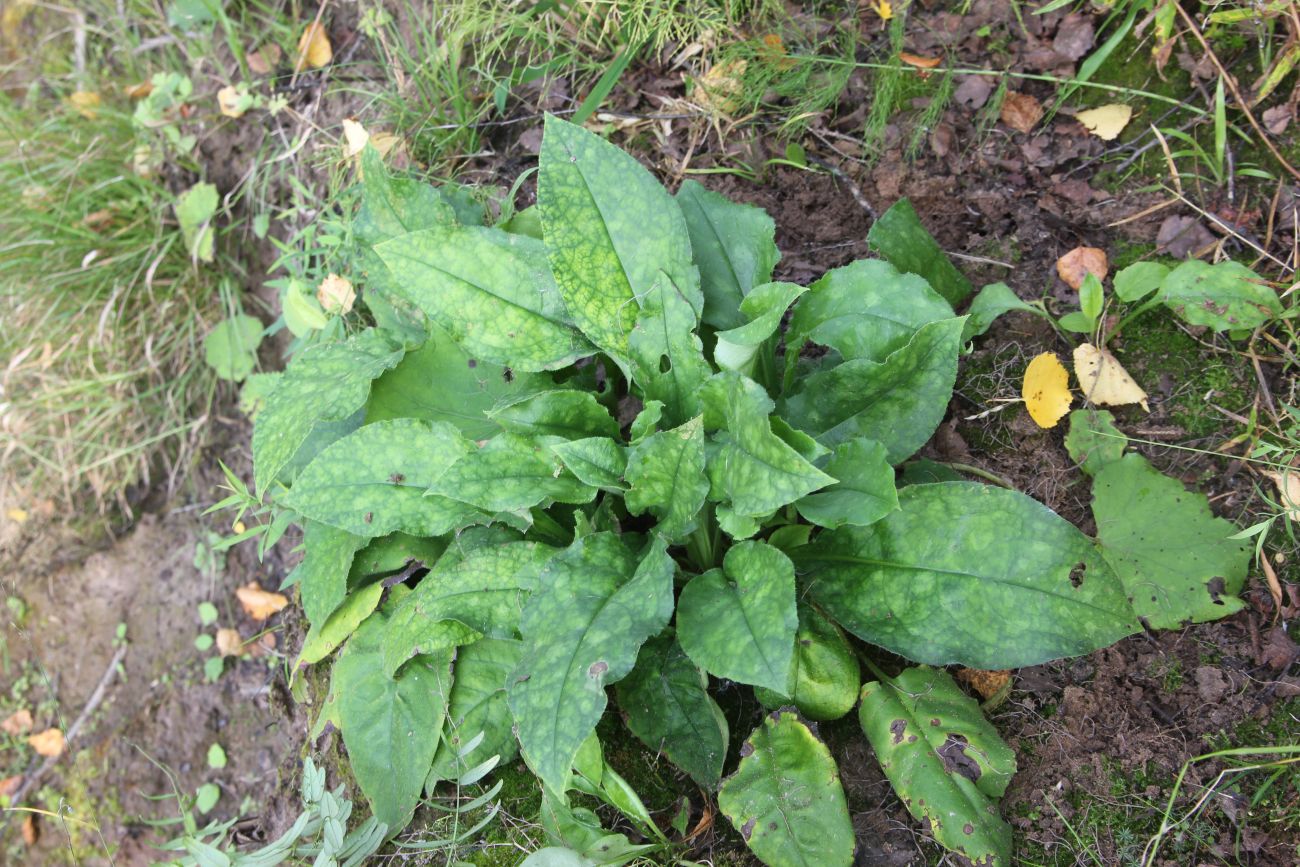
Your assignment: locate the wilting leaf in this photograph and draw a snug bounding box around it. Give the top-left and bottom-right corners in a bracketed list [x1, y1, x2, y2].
[799, 482, 1140, 668]
[718, 710, 855, 867]
[296, 581, 385, 667]
[859, 667, 1015, 866]
[1093, 453, 1250, 629]
[1022, 352, 1073, 429]
[317, 273, 355, 314]
[295, 21, 332, 70]
[1073, 343, 1149, 411]
[1075, 103, 1133, 140]
[677, 541, 798, 693]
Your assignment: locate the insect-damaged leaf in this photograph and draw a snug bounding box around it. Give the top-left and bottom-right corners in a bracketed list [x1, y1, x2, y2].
[717, 710, 855, 867]
[375, 224, 592, 372]
[615, 636, 729, 789]
[859, 667, 1015, 867]
[333, 593, 452, 830]
[1092, 454, 1250, 629]
[283, 418, 483, 537]
[676, 179, 779, 330]
[253, 329, 405, 494]
[428, 638, 525, 787]
[539, 114, 699, 368]
[627, 272, 712, 426]
[677, 541, 798, 693]
[798, 482, 1139, 669]
[508, 534, 674, 792]
[625, 416, 708, 541]
[1159, 259, 1281, 332]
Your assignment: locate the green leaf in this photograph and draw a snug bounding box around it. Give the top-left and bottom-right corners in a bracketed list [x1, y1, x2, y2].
[254, 328, 405, 493]
[676, 179, 779, 330]
[615, 636, 729, 789]
[509, 534, 675, 792]
[624, 416, 709, 541]
[539, 114, 699, 367]
[194, 783, 220, 815]
[858, 667, 1014, 866]
[490, 390, 620, 441]
[962, 282, 1042, 341]
[628, 401, 663, 443]
[1064, 409, 1126, 477]
[282, 280, 328, 336]
[429, 637, 525, 786]
[1114, 261, 1169, 303]
[550, 438, 628, 492]
[296, 581, 385, 667]
[1159, 260, 1281, 331]
[207, 743, 227, 769]
[293, 521, 367, 627]
[363, 324, 544, 440]
[348, 532, 448, 583]
[176, 181, 218, 263]
[753, 604, 860, 722]
[204, 315, 263, 383]
[700, 372, 834, 517]
[1079, 272, 1104, 321]
[797, 482, 1140, 668]
[785, 259, 953, 390]
[781, 317, 965, 463]
[375, 224, 592, 371]
[677, 541, 798, 693]
[381, 541, 556, 676]
[714, 281, 806, 374]
[283, 418, 483, 537]
[627, 273, 712, 426]
[333, 597, 453, 831]
[1057, 311, 1095, 333]
[1092, 454, 1250, 629]
[867, 198, 972, 305]
[355, 144, 455, 246]
[795, 438, 899, 529]
[717, 710, 855, 867]
[427, 433, 596, 514]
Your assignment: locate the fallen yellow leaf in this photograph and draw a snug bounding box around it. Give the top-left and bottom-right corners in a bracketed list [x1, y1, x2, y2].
[295, 21, 332, 71]
[5, 507, 27, 524]
[317, 273, 355, 315]
[900, 52, 942, 69]
[695, 58, 747, 114]
[217, 85, 247, 118]
[1056, 246, 1108, 290]
[1073, 343, 1149, 411]
[1, 709, 32, 735]
[1022, 352, 1073, 429]
[215, 627, 244, 657]
[66, 91, 101, 119]
[341, 117, 370, 158]
[236, 582, 288, 621]
[1266, 469, 1300, 522]
[27, 728, 64, 758]
[1075, 103, 1133, 141]
[955, 668, 1011, 702]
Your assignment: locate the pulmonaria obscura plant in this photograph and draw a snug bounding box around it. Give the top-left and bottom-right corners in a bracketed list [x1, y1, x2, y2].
[252, 116, 1251, 867]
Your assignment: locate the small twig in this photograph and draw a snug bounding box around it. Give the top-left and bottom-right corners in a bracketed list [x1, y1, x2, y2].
[806, 155, 877, 219]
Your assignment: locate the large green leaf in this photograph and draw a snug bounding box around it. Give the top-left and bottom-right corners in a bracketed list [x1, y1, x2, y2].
[426, 433, 596, 514]
[538, 115, 699, 367]
[780, 317, 965, 463]
[375, 224, 591, 371]
[354, 144, 455, 246]
[676, 179, 779, 330]
[1159, 259, 1281, 331]
[333, 596, 453, 831]
[1092, 454, 1249, 629]
[550, 438, 628, 492]
[753, 604, 860, 722]
[700, 372, 834, 518]
[292, 521, 367, 628]
[283, 418, 482, 537]
[508, 534, 675, 792]
[714, 281, 806, 377]
[677, 541, 798, 693]
[795, 438, 899, 529]
[428, 638, 525, 787]
[381, 541, 557, 676]
[253, 329, 405, 493]
[624, 416, 708, 541]
[490, 390, 620, 441]
[867, 198, 972, 305]
[717, 710, 855, 867]
[615, 636, 728, 789]
[627, 273, 712, 426]
[784, 259, 952, 390]
[364, 324, 546, 440]
[859, 667, 1015, 866]
[348, 532, 448, 584]
[798, 482, 1140, 668]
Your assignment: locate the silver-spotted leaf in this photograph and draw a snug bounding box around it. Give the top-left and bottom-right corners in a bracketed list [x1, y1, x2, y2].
[627, 272, 712, 426]
[795, 437, 899, 529]
[490, 390, 620, 441]
[428, 637, 524, 787]
[549, 438, 628, 492]
[1159, 259, 1281, 331]
[867, 198, 972, 305]
[624, 416, 708, 541]
[426, 433, 596, 514]
[753, 604, 860, 722]
[676, 179, 779, 330]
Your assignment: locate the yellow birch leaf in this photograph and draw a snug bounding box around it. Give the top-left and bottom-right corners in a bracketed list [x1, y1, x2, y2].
[27, 728, 64, 758]
[1073, 343, 1149, 411]
[1022, 352, 1073, 429]
[1266, 469, 1300, 522]
[1075, 104, 1133, 141]
[66, 91, 101, 119]
[295, 21, 332, 71]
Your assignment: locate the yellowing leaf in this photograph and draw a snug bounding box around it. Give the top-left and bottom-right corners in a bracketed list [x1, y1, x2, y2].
[1075, 103, 1133, 141]
[1022, 352, 1073, 429]
[217, 85, 247, 118]
[1266, 469, 1300, 522]
[900, 52, 942, 69]
[695, 58, 747, 114]
[66, 91, 101, 119]
[27, 728, 64, 758]
[215, 627, 244, 657]
[1056, 246, 1108, 290]
[122, 80, 153, 100]
[236, 581, 289, 621]
[5, 508, 27, 524]
[341, 117, 370, 157]
[1073, 343, 1149, 411]
[295, 21, 332, 71]
[317, 273, 355, 315]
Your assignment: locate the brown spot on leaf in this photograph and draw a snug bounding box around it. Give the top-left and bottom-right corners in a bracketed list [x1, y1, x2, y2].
[740, 818, 755, 840]
[1206, 576, 1227, 604]
[937, 734, 982, 783]
[364, 511, 373, 524]
[890, 719, 907, 744]
[964, 823, 975, 835]
[1069, 562, 1086, 588]
[588, 660, 608, 679]
[740, 741, 754, 757]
